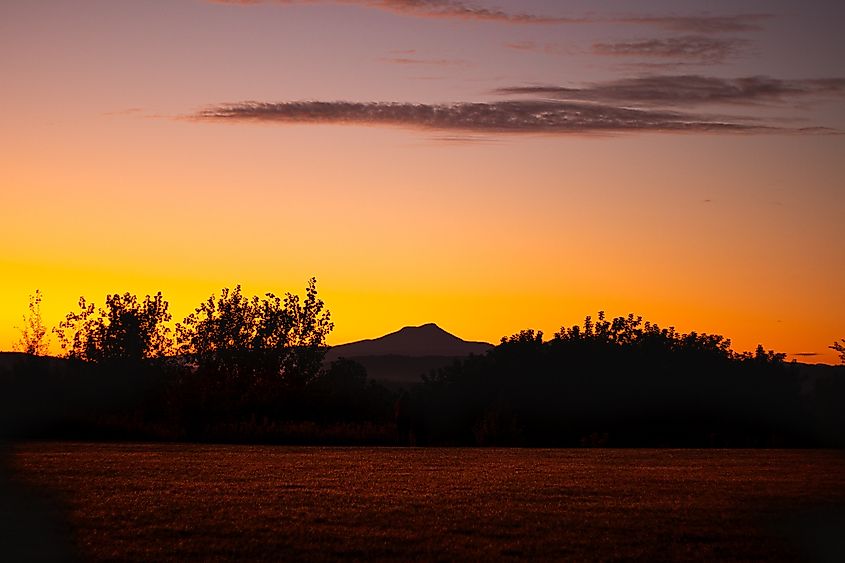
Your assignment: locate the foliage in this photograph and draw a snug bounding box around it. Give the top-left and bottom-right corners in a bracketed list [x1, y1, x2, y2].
[13, 289, 50, 356]
[553, 312, 734, 358]
[54, 292, 172, 363]
[176, 278, 333, 389]
[11, 297, 836, 447]
[831, 339, 845, 365]
[414, 312, 799, 447]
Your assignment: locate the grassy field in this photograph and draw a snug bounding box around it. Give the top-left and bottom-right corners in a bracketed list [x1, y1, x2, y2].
[6, 445, 845, 561]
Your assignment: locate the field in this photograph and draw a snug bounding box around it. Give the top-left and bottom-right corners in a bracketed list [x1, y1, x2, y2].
[6, 445, 845, 561]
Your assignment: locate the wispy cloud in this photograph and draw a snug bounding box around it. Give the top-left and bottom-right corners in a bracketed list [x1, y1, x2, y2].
[379, 56, 467, 66]
[504, 41, 567, 55]
[505, 41, 535, 51]
[210, 0, 577, 24]
[210, 1, 771, 32]
[593, 36, 748, 65]
[618, 14, 771, 33]
[189, 99, 791, 135]
[495, 76, 845, 107]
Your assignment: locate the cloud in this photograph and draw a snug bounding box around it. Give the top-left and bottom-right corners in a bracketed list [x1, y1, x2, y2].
[379, 57, 466, 66]
[593, 36, 748, 65]
[494, 76, 845, 107]
[189, 99, 786, 135]
[504, 41, 568, 55]
[505, 41, 536, 51]
[210, 0, 578, 24]
[210, 1, 771, 32]
[618, 14, 771, 33]
[427, 134, 502, 144]
[791, 352, 820, 357]
[186, 72, 843, 137]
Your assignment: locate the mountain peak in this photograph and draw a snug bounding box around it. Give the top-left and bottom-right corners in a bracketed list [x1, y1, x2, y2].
[326, 323, 492, 359]
[399, 322, 444, 333]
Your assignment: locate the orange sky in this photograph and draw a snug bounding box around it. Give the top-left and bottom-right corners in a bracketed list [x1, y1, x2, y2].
[2, 1, 843, 362]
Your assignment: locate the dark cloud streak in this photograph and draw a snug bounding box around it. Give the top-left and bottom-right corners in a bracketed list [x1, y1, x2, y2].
[504, 41, 568, 55]
[210, 0, 580, 24]
[593, 36, 748, 65]
[495, 76, 845, 107]
[190, 99, 781, 135]
[618, 14, 771, 33]
[210, 1, 771, 32]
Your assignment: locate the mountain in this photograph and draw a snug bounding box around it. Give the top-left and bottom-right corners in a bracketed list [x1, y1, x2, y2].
[325, 323, 492, 360]
[324, 324, 493, 384]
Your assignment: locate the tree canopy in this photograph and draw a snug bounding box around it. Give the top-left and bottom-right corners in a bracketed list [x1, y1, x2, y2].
[54, 292, 172, 363]
[175, 277, 333, 388]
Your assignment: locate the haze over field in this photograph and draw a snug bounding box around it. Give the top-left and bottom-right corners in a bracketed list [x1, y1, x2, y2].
[1, 0, 843, 361]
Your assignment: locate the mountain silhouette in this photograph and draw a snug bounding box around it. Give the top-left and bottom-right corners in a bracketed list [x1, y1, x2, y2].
[325, 323, 492, 360]
[324, 324, 492, 383]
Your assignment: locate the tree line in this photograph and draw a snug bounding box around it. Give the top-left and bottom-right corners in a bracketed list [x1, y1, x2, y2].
[403, 314, 817, 446]
[4, 287, 845, 446]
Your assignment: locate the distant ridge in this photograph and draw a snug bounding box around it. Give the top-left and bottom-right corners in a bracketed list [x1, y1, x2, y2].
[325, 323, 492, 361]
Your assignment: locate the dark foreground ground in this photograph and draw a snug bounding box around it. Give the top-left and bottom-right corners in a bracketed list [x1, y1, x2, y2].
[4, 445, 845, 561]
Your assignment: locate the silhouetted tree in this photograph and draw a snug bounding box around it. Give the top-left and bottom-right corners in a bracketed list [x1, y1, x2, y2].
[54, 292, 172, 363]
[13, 289, 49, 356]
[176, 278, 333, 389]
[283, 278, 336, 387]
[831, 339, 845, 365]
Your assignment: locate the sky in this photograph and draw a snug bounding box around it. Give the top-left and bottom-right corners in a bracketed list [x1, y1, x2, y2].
[1, 0, 844, 362]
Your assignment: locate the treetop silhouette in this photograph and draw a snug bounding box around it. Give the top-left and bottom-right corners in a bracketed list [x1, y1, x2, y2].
[175, 277, 332, 388]
[13, 289, 49, 356]
[54, 292, 172, 363]
[831, 339, 845, 365]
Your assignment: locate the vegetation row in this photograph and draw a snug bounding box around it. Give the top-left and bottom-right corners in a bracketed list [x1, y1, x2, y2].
[4, 284, 844, 447]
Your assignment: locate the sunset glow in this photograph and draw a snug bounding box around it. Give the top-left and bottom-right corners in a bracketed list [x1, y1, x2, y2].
[2, 0, 843, 362]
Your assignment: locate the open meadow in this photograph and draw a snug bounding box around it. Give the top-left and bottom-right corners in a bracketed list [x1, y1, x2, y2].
[7, 444, 845, 561]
